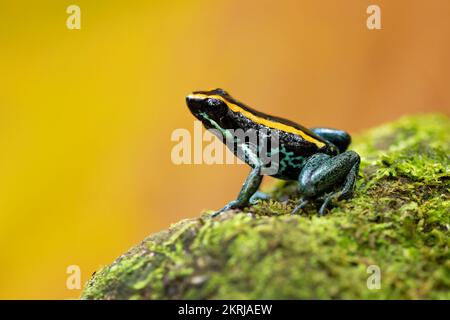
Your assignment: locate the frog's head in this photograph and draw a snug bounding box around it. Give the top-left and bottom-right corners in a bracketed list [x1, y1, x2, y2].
[186, 88, 231, 125]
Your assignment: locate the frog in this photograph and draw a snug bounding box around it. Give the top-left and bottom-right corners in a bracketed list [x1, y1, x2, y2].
[186, 88, 360, 217]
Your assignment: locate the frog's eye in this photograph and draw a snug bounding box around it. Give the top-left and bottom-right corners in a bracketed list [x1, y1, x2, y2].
[207, 98, 222, 107]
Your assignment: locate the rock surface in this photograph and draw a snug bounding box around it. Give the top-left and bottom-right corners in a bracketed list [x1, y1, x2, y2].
[82, 114, 449, 299]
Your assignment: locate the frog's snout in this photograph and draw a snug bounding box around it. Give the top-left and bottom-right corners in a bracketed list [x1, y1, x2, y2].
[186, 94, 201, 103]
[186, 94, 204, 113]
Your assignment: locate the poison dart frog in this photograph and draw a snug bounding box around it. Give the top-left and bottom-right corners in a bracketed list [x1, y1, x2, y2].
[186, 88, 360, 217]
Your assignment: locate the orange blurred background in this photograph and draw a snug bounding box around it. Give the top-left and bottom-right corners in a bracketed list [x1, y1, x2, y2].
[0, 0, 449, 299]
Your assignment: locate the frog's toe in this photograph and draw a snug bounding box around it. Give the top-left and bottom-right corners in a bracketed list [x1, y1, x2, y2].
[249, 191, 271, 205]
[318, 198, 331, 216]
[318, 192, 341, 216]
[210, 209, 224, 218]
[211, 206, 232, 218]
[211, 200, 243, 217]
[292, 198, 309, 215]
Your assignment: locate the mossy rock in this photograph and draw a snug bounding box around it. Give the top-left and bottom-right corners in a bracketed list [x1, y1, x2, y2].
[82, 114, 450, 300]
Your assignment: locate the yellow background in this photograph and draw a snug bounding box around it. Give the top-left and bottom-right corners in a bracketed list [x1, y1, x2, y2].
[0, 0, 449, 299]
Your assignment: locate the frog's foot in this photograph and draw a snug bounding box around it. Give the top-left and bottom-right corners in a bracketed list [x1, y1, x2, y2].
[316, 192, 342, 216]
[211, 166, 264, 218]
[249, 191, 271, 205]
[291, 197, 309, 215]
[291, 194, 337, 216]
[212, 191, 270, 217]
[294, 151, 360, 216]
[211, 200, 243, 217]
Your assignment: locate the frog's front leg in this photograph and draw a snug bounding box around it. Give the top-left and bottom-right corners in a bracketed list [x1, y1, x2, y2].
[293, 151, 360, 216]
[211, 166, 263, 217]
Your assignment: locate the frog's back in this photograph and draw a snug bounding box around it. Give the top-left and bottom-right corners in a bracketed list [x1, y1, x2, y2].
[222, 94, 335, 152]
[217, 94, 337, 179]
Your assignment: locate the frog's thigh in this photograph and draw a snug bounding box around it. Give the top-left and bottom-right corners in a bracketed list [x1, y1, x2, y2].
[298, 151, 360, 198]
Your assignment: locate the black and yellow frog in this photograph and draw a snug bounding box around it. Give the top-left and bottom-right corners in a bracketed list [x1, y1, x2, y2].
[186, 89, 360, 217]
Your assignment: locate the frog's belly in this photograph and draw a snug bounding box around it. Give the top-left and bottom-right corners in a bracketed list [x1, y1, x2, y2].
[271, 151, 305, 180]
[231, 142, 306, 180]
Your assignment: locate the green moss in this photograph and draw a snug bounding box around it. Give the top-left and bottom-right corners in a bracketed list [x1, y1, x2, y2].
[82, 114, 450, 300]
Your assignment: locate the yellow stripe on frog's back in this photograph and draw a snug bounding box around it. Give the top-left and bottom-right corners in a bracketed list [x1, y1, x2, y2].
[191, 93, 326, 148]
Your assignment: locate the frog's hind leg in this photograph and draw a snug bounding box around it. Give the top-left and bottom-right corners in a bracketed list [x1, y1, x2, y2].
[211, 166, 263, 217]
[292, 151, 360, 216]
